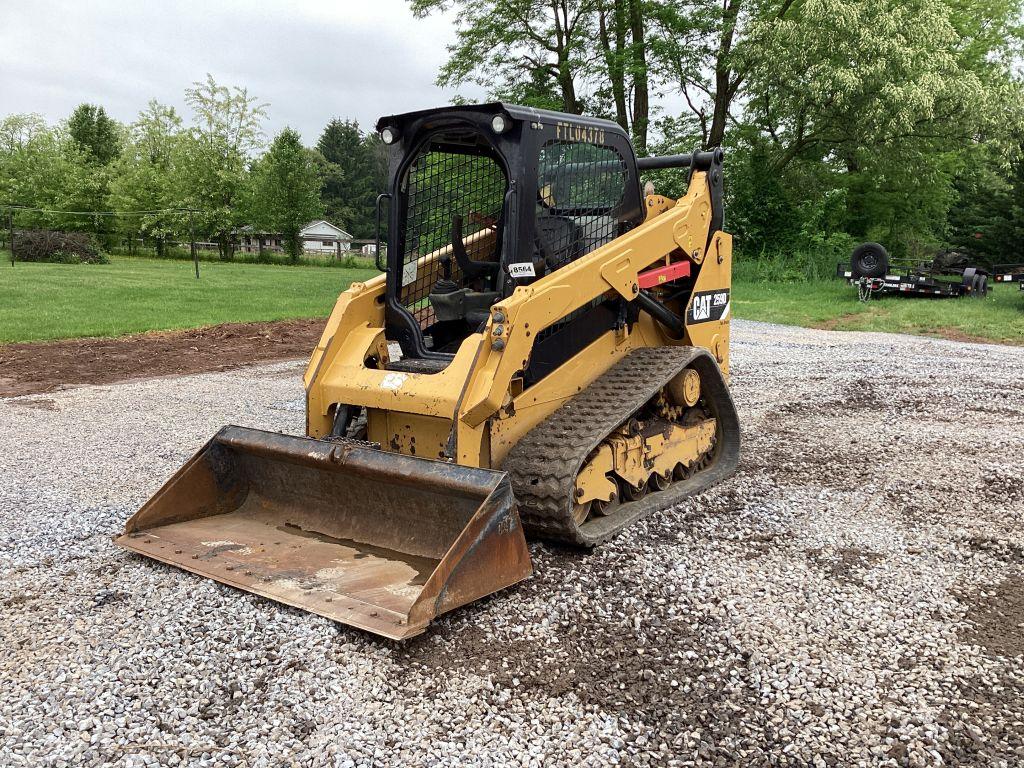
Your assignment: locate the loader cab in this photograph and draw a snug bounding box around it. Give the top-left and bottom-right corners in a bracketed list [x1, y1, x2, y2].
[375, 103, 644, 368]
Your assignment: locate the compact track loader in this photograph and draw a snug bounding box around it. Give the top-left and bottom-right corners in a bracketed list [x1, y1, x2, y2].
[117, 104, 739, 639]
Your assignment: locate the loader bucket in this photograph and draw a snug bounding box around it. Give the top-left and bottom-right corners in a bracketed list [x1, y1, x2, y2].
[115, 426, 531, 640]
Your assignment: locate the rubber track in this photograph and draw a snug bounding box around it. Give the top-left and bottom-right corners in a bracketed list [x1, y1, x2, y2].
[501, 346, 741, 547]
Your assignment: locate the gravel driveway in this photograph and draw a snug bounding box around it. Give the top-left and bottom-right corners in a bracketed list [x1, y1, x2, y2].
[2, 320, 1022, 767]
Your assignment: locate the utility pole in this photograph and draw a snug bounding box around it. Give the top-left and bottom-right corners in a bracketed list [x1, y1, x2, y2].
[189, 209, 199, 279]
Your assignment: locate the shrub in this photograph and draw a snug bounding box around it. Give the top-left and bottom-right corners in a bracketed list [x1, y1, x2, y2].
[734, 233, 855, 284]
[13, 230, 108, 264]
[49, 250, 83, 264]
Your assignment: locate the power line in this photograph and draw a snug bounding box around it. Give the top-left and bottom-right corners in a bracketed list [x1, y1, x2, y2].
[0, 205, 197, 217]
[2, 203, 206, 280]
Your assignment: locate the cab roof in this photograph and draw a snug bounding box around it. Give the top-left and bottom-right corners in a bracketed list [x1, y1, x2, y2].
[374, 102, 626, 138]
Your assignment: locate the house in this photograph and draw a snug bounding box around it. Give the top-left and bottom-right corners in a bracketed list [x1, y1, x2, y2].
[300, 220, 353, 254]
[237, 226, 281, 253]
[236, 220, 353, 255]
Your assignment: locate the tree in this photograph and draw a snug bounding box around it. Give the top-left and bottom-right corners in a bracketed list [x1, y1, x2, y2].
[0, 117, 65, 217]
[594, 0, 649, 151]
[108, 101, 185, 256]
[0, 115, 104, 234]
[0, 113, 48, 157]
[410, 0, 652, 149]
[176, 74, 268, 259]
[317, 119, 363, 226]
[944, 145, 1024, 267]
[747, 0, 1009, 167]
[245, 128, 324, 262]
[411, 0, 808, 154]
[67, 104, 121, 165]
[741, 0, 1024, 251]
[61, 104, 122, 242]
[411, 0, 595, 115]
[315, 119, 387, 238]
[646, 0, 808, 151]
[0, 114, 45, 207]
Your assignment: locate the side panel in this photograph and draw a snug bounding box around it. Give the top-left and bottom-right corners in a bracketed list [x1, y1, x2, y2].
[683, 233, 732, 375]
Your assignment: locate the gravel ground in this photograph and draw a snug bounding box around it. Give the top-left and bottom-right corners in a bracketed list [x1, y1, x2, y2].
[2, 319, 1022, 767]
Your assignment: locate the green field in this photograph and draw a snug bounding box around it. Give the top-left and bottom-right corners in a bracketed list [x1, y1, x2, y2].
[1, 251, 1021, 345]
[0, 253, 377, 343]
[733, 278, 1024, 344]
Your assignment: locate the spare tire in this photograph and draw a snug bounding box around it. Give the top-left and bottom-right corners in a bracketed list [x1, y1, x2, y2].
[850, 242, 889, 279]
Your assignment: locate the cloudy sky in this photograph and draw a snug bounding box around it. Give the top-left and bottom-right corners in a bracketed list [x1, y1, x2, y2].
[0, 0, 487, 143]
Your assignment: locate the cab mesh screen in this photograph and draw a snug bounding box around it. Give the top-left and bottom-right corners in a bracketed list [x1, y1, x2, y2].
[535, 141, 626, 272]
[535, 140, 627, 339]
[400, 144, 506, 328]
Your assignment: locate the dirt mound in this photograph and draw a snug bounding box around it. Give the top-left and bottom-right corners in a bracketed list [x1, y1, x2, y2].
[0, 319, 325, 397]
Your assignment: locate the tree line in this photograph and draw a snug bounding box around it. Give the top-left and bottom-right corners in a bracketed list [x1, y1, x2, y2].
[413, 0, 1024, 268]
[0, 75, 386, 262]
[6, 0, 1024, 271]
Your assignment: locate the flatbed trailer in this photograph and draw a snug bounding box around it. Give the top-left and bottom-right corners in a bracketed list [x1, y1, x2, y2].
[837, 243, 989, 301]
[836, 263, 989, 300]
[992, 264, 1024, 291]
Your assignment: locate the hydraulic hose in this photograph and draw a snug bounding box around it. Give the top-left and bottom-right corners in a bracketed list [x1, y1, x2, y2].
[635, 290, 686, 339]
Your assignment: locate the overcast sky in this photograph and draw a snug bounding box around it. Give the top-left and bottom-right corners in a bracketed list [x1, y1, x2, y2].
[0, 0, 487, 144]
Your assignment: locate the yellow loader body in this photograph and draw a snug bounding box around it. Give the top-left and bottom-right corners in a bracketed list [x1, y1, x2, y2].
[117, 104, 738, 639]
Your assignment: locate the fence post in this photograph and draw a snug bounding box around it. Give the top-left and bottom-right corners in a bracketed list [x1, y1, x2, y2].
[189, 209, 199, 279]
[8, 209, 14, 266]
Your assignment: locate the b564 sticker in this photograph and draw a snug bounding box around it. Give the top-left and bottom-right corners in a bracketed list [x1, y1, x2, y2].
[687, 289, 730, 324]
[508, 262, 536, 279]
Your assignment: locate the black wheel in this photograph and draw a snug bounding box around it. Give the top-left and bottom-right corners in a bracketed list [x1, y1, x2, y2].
[850, 242, 889, 279]
[649, 471, 671, 491]
[619, 477, 648, 502]
[974, 273, 989, 298]
[673, 462, 692, 481]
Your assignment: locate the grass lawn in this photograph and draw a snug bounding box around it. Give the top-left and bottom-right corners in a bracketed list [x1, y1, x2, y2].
[733, 277, 1024, 345]
[0, 252, 377, 343]
[2, 249, 1020, 346]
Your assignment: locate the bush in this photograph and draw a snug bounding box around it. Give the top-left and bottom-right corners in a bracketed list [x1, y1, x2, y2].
[12, 230, 108, 264]
[49, 250, 82, 264]
[734, 232, 855, 284]
[732, 176, 856, 283]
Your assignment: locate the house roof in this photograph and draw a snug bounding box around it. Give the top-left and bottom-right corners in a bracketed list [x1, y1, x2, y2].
[300, 220, 352, 238]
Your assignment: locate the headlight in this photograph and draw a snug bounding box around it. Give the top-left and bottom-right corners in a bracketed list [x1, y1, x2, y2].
[490, 114, 510, 134]
[380, 126, 399, 145]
